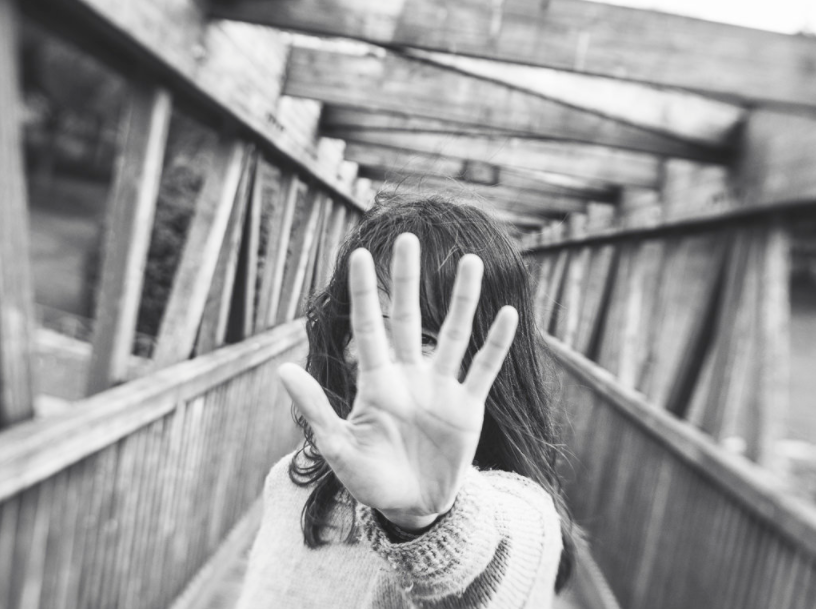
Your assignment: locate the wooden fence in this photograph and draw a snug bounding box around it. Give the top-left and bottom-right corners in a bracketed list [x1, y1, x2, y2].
[523, 186, 816, 606]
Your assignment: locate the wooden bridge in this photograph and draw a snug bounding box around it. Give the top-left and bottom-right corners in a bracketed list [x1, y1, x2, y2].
[1, 0, 816, 607]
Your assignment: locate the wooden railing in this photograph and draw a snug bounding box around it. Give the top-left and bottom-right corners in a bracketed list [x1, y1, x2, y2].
[548, 334, 816, 609]
[0, 319, 307, 609]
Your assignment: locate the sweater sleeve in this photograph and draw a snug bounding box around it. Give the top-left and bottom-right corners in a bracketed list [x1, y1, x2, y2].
[356, 468, 563, 607]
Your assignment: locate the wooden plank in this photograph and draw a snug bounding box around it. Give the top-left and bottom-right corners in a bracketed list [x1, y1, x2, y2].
[372, 173, 588, 216]
[87, 84, 173, 394]
[226, 151, 264, 342]
[543, 332, 816, 562]
[314, 202, 347, 291]
[255, 174, 302, 331]
[406, 48, 744, 146]
[295, 193, 330, 317]
[152, 136, 248, 368]
[0, 0, 36, 427]
[286, 47, 724, 160]
[25, 0, 366, 212]
[344, 139, 618, 202]
[278, 188, 324, 323]
[331, 129, 662, 187]
[210, 0, 816, 106]
[196, 149, 256, 354]
[573, 244, 616, 357]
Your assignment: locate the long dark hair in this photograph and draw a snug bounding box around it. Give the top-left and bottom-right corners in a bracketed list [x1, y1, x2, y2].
[289, 195, 575, 591]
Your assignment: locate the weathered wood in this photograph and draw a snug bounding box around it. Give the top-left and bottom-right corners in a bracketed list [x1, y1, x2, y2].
[407, 48, 744, 146]
[331, 129, 662, 187]
[210, 0, 816, 106]
[152, 137, 247, 368]
[295, 194, 330, 318]
[256, 173, 302, 331]
[87, 84, 173, 394]
[197, 149, 256, 355]
[0, 0, 36, 427]
[226, 153, 264, 342]
[344, 139, 618, 202]
[286, 47, 725, 160]
[314, 202, 347, 291]
[278, 188, 324, 323]
[0, 320, 305, 504]
[28, 0, 365, 211]
[372, 173, 588, 217]
[543, 332, 816, 561]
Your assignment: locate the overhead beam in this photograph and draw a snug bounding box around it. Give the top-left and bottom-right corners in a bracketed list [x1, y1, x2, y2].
[333, 129, 663, 188]
[285, 47, 726, 160]
[369, 173, 589, 218]
[373, 179, 550, 228]
[209, 0, 816, 107]
[408, 49, 745, 147]
[344, 140, 618, 202]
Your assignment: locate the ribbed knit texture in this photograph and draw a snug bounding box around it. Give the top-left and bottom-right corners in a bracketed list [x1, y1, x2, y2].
[236, 451, 562, 609]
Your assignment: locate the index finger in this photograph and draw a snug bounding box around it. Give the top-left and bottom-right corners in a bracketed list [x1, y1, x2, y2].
[349, 248, 390, 372]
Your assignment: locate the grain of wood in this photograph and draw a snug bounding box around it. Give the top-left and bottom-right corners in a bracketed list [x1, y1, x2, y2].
[197, 148, 256, 355]
[87, 84, 172, 394]
[153, 137, 248, 367]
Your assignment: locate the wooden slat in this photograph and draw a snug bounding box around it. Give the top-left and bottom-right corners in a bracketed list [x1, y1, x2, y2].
[0, 320, 305, 504]
[344, 139, 618, 202]
[87, 84, 173, 394]
[0, 0, 36, 427]
[152, 136, 247, 368]
[295, 194, 329, 317]
[314, 201, 347, 291]
[255, 173, 301, 331]
[331, 129, 662, 187]
[210, 0, 816, 106]
[196, 149, 256, 355]
[407, 48, 744, 146]
[31, 0, 366, 211]
[285, 47, 724, 160]
[277, 187, 324, 323]
[543, 332, 816, 560]
[225, 153, 264, 342]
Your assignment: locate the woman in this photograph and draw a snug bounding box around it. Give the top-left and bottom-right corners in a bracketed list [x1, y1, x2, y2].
[237, 196, 575, 608]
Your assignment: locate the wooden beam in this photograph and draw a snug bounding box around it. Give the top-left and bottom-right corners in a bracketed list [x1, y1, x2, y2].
[25, 0, 365, 211]
[278, 188, 324, 323]
[152, 136, 248, 368]
[285, 47, 725, 160]
[344, 140, 618, 202]
[87, 84, 172, 394]
[0, 0, 36, 426]
[210, 0, 816, 107]
[196, 149, 255, 355]
[368, 173, 587, 217]
[333, 129, 663, 187]
[256, 173, 302, 331]
[372, 180, 552, 228]
[407, 49, 744, 147]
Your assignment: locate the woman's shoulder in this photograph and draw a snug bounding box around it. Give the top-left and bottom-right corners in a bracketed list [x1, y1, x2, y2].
[479, 469, 560, 520]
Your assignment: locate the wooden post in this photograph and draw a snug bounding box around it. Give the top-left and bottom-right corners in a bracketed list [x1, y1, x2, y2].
[278, 188, 324, 323]
[196, 149, 256, 355]
[152, 135, 247, 368]
[87, 84, 172, 394]
[255, 174, 301, 331]
[0, 0, 36, 426]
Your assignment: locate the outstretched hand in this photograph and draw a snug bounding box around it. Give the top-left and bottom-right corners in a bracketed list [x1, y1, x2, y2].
[278, 233, 518, 530]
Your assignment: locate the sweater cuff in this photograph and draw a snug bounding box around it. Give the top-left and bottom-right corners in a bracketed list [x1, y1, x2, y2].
[356, 468, 500, 599]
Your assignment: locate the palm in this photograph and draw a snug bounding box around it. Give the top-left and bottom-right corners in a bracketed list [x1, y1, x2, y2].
[279, 234, 518, 529]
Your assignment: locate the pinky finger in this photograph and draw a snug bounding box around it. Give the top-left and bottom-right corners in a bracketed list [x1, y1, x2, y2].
[463, 306, 519, 402]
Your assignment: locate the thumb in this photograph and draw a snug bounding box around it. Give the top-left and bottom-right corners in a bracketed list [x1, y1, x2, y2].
[278, 363, 343, 442]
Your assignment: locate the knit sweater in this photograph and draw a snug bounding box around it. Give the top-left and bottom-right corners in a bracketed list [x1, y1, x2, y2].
[236, 451, 563, 608]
